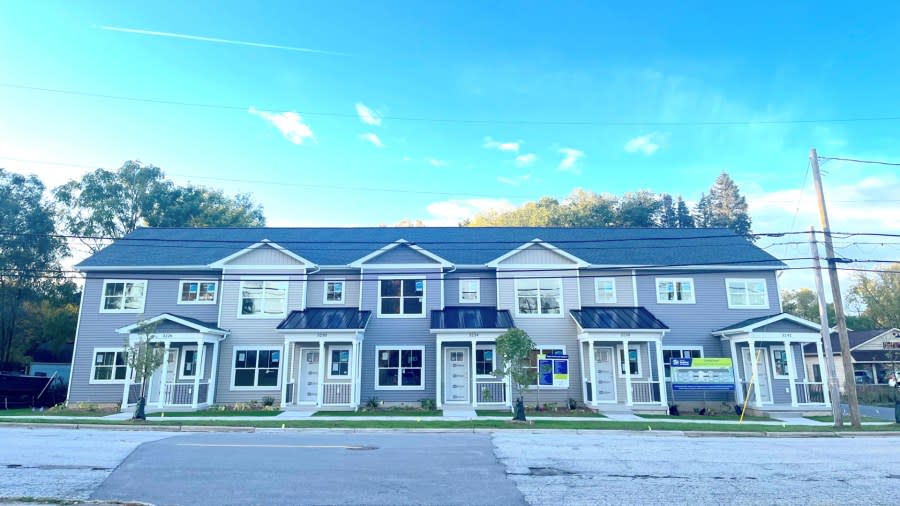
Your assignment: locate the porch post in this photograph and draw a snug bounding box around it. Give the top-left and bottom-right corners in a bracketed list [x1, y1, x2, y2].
[748, 339, 762, 407]
[654, 340, 668, 408]
[207, 339, 220, 405]
[815, 340, 831, 407]
[578, 340, 587, 405]
[471, 340, 478, 407]
[729, 338, 744, 404]
[587, 340, 597, 407]
[191, 339, 205, 408]
[355, 337, 364, 408]
[279, 341, 290, 408]
[350, 339, 359, 407]
[157, 342, 171, 407]
[316, 341, 326, 408]
[783, 340, 798, 407]
[120, 363, 133, 411]
[435, 338, 443, 408]
[623, 339, 633, 406]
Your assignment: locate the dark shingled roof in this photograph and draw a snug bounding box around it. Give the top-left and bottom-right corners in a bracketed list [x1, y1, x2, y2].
[277, 308, 371, 331]
[569, 307, 668, 330]
[77, 226, 784, 269]
[430, 307, 515, 330]
[803, 328, 898, 356]
[713, 313, 784, 333]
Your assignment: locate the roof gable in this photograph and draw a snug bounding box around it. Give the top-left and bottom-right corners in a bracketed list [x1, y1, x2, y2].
[210, 240, 315, 269]
[349, 239, 451, 267]
[487, 239, 588, 268]
[115, 313, 228, 335]
[713, 313, 820, 335]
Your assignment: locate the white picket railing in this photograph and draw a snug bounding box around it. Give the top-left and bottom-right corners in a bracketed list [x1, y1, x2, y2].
[795, 381, 826, 404]
[630, 380, 662, 404]
[476, 380, 507, 404]
[323, 383, 352, 405]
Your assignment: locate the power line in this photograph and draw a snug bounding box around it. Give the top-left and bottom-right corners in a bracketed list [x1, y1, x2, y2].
[818, 156, 900, 167]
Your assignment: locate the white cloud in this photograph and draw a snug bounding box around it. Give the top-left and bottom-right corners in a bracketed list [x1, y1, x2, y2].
[423, 198, 515, 225]
[429, 158, 446, 167]
[624, 132, 666, 155]
[515, 153, 536, 167]
[558, 148, 584, 174]
[355, 103, 382, 126]
[248, 107, 314, 144]
[483, 136, 521, 153]
[497, 174, 532, 186]
[360, 132, 384, 148]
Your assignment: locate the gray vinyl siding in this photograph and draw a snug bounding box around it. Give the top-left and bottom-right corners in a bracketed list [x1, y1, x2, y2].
[498, 244, 578, 265]
[305, 272, 361, 308]
[213, 270, 305, 404]
[68, 271, 220, 404]
[444, 270, 497, 306]
[578, 270, 634, 307]
[225, 245, 305, 266]
[366, 245, 441, 264]
[359, 268, 441, 403]
[753, 320, 815, 333]
[499, 269, 582, 403]
[733, 342, 808, 405]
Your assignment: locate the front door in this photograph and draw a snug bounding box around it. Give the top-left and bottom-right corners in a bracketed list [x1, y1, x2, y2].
[298, 349, 320, 405]
[594, 347, 617, 402]
[742, 348, 772, 403]
[444, 348, 470, 403]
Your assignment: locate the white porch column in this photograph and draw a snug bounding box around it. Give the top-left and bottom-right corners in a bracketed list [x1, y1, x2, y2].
[316, 341, 326, 407]
[206, 339, 220, 405]
[191, 340, 205, 408]
[623, 339, 633, 406]
[350, 339, 359, 407]
[815, 340, 831, 407]
[156, 342, 171, 407]
[729, 338, 744, 404]
[355, 338, 364, 408]
[435, 339, 443, 408]
[579, 341, 588, 405]
[783, 340, 798, 407]
[748, 340, 762, 407]
[120, 363, 133, 410]
[504, 358, 512, 409]
[279, 342, 290, 408]
[470, 340, 478, 407]
[654, 340, 668, 408]
[587, 340, 598, 407]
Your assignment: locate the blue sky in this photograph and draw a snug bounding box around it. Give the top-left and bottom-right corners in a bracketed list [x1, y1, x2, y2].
[1, 1, 898, 291]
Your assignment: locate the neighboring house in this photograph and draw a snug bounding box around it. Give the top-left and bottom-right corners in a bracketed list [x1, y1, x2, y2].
[803, 328, 900, 391]
[27, 362, 72, 386]
[66, 227, 831, 416]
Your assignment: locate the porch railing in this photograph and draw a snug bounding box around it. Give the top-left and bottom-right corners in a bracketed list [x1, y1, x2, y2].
[476, 380, 507, 404]
[795, 381, 826, 404]
[630, 380, 661, 404]
[164, 382, 209, 406]
[323, 383, 352, 405]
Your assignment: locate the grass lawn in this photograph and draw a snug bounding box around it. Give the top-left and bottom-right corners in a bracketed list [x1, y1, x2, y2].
[805, 415, 889, 423]
[0, 407, 118, 417]
[313, 409, 442, 417]
[153, 409, 282, 417]
[639, 414, 771, 422]
[476, 409, 605, 418]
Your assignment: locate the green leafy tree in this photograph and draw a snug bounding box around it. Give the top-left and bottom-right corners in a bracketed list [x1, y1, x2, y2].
[781, 288, 874, 330]
[124, 319, 165, 420]
[675, 196, 694, 228]
[848, 264, 900, 328]
[145, 184, 265, 228]
[20, 282, 80, 364]
[615, 191, 661, 227]
[494, 328, 536, 421]
[659, 194, 677, 228]
[555, 190, 618, 227]
[694, 172, 752, 238]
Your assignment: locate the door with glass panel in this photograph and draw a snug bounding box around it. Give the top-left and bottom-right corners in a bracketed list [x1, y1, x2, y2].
[593, 347, 617, 402]
[299, 349, 320, 404]
[444, 348, 470, 403]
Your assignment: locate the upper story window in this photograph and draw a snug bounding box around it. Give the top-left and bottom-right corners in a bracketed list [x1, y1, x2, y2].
[656, 278, 695, 304]
[459, 279, 480, 303]
[379, 278, 424, 317]
[516, 278, 562, 316]
[323, 280, 345, 304]
[594, 278, 617, 304]
[726, 278, 768, 309]
[101, 280, 147, 313]
[179, 281, 218, 304]
[240, 280, 288, 318]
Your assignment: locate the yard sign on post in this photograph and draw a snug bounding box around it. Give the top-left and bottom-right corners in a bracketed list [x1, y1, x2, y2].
[538, 353, 569, 389]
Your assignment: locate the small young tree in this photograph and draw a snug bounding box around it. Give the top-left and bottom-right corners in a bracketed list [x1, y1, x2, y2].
[494, 328, 536, 421]
[123, 319, 164, 420]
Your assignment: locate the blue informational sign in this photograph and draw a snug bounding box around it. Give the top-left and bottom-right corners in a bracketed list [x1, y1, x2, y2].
[671, 358, 735, 391]
[538, 354, 569, 388]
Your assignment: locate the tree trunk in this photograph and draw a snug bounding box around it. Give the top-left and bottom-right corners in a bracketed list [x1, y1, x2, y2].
[513, 397, 527, 421]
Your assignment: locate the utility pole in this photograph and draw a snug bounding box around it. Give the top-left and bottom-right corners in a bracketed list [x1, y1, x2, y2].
[809, 148, 861, 428]
[809, 227, 843, 427]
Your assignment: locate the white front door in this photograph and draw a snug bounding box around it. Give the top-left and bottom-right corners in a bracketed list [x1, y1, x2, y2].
[594, 347, 617, 402]
[298, 349, 320, 405]
[444, 348, 470, 403]
[742, 348, 772, 404]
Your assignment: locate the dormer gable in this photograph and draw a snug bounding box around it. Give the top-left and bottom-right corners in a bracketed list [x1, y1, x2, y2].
[208, 240, 315, 270]
[349, 239, 451, 268]
[487, 239, 588, 269]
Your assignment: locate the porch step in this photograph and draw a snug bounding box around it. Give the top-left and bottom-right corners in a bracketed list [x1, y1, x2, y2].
[442, 407, 477, 419]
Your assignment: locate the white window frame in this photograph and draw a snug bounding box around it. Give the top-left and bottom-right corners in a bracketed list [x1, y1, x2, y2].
[662, 346, 704, 381]
[237, 278, 288, 319]
[725, 278, 769, 309]
[617, 345, 644, 378]
[514, 278, 564, 317]
[323, 280, 346, 305]
[528, 345, 568, 389]
[89, 348, 128, 384]
[475, 345, 496, 377]
[230, 347, 281, 390]
[655, 277, 695, 304]
[594, 277, 617, 304]
[377, 276, 426, 318]
[374, 346, 425, 390]
[458, 279, 481, 304]
[99, 279, 147, 314]
[770, 345, 791, 379]
[326, 345, 352, 380]
[177, 280, 218, 305]
[178, 346, 199, 380]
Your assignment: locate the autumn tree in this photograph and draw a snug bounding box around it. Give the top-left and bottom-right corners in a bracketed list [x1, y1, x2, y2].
[848, 264, 900, 328]
[694, 172, 752, 238]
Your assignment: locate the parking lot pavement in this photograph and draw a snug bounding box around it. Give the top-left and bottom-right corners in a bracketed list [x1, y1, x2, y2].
[492, 431, 900, 505]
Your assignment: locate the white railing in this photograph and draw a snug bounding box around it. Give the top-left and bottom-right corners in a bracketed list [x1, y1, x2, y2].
[796, 381, 826, 404]
[323, 383, 352, 405]
[476, 380, 507, 404]
[164, 382, 208, 406]
[630, 380, 662, 404]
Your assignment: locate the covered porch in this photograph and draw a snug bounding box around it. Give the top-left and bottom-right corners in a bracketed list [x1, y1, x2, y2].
[571, 307, 669, 413]
[276, 308, 369, 410]
[714, 313, 831, 414]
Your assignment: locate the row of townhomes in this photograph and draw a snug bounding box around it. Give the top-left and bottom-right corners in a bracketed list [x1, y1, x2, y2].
[67, 227, 834, 416]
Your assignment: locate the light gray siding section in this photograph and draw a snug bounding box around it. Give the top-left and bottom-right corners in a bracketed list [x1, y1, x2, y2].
[754, 320, 815, 333]
[366, 245, 440, 264]
[444, 270, 498, 306]
[68, 272, 220, 404]
[154, 321, 200, 333]
[305, 272, 362, 308]
[578, 270, 634, 307]
[499, 244, 577, 265]
[225, 245, 304, 266]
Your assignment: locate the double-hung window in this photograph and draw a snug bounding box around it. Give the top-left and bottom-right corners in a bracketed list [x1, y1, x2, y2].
[328, 346, 351, 378]
[179, 347, 198, 379]
[232, 348, 280, 388]
[179, 281, 217, 304]
[476, 346, 495, 376]
[662, 347, 703, 380]
[375, 347, 424, 389]
[323, 280, 345, 304]
[379, 279, 424, 317]
[459, 279, 480, 303]
[656, 278, 695, 304]
[618, 346, 643, 377]
[516, 278, 562, 316]
[91, 349, 127, 382]
[771, 346, 790, 378]
[726, 279, 768, 308]
[594, 278, 617, 304]
[100, 280, 147, 313]
[240, 280, 288, 317]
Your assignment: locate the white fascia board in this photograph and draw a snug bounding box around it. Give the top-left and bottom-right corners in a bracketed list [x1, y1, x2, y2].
[115, 313, 228, 335]
[208, 239, 316, 268]
[348, 239, 452, 268]
[486, 238, 588, 268]
[77, 265, 213, 272]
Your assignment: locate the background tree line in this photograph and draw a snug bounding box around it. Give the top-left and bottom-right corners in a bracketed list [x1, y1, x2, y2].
[0, 161, 266, 371]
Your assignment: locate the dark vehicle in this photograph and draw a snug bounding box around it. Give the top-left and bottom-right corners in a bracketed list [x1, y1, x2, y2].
[0, 371, 65, 409]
